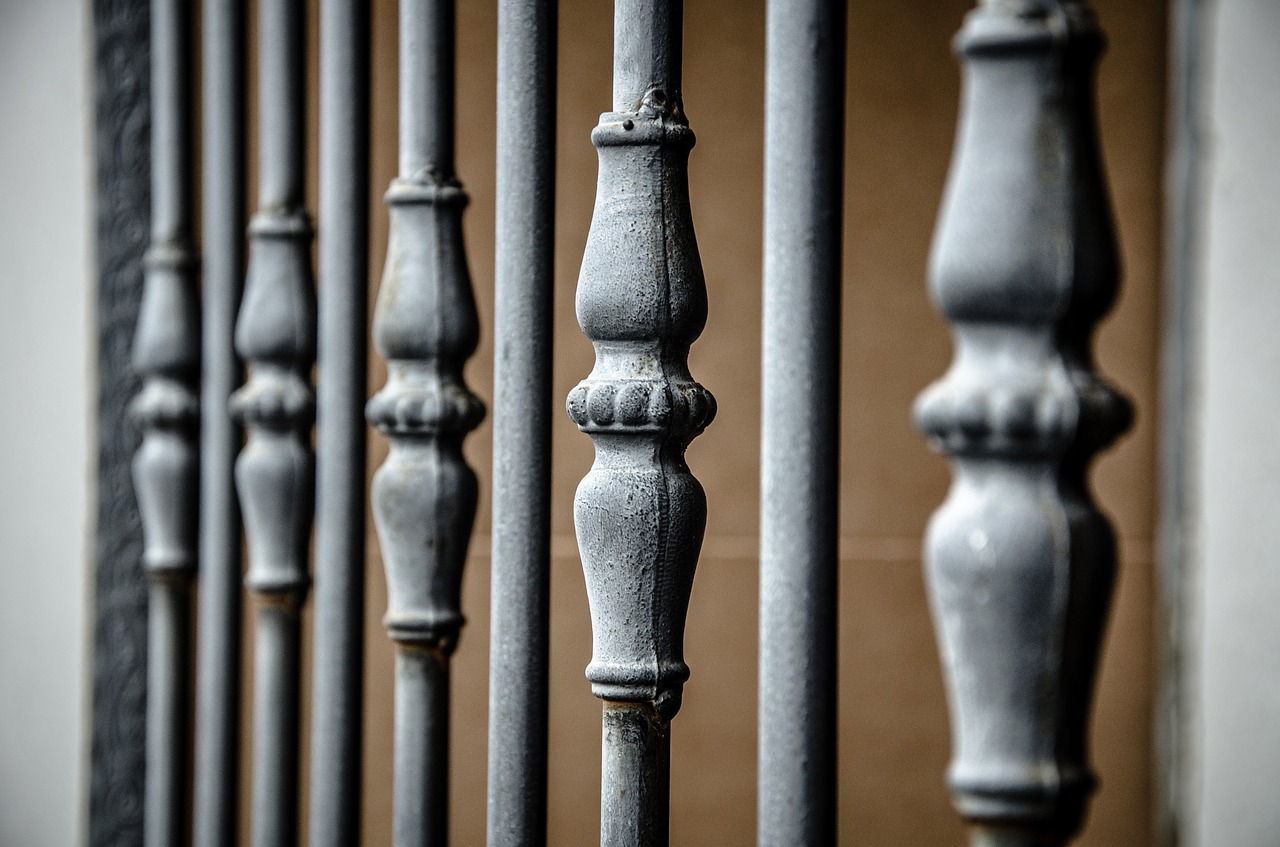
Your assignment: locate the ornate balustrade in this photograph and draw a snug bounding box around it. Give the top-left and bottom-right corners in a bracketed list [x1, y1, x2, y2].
[106, 3, 1139, 846]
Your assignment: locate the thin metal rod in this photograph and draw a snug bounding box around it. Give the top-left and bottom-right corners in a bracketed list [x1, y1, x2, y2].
[251, 601, 303, 847]
[393, 649, 452, 847]
[308, 0, 370, 844]
[757, 1, 845, 844]
[611, 0, 682, 111]
[259, 0, 305, 206]
[600, 704, 671, 847]
[487, 2, 556, 845]
[399, 0, 455, 176]
[136, 0, 199, 843]
[149, 0, 192, 242]
[193, 1, 245, 845]
[146, 580, 193, 847]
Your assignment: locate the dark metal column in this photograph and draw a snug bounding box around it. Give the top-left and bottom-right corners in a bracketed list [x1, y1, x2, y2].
[308, 0, 370, 844]
[230, 0, 314, 843]
[367, 1, 483, 845]
[568, 2, 714, 844]
[193, 2, 245, 845]
[757, 1, 846, 844]
[913, 2, 1132, 844]
[487, 1, 556, 845]
[133, 0, 199, 843]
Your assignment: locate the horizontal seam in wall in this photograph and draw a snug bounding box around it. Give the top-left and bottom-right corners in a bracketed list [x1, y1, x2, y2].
[456, 534, 1156, 566]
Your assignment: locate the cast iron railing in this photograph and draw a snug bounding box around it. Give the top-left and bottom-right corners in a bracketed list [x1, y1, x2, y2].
[115, 1, 1130, 846]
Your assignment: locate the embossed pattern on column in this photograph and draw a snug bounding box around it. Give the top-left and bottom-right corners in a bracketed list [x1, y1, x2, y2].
[230, 0, 314, 844]
[913, 2, 1132, 844]
[567, 2, 714, 844]
[366, 1, 483, 844]
[131, 0, 199, 843]
[91, 3, 152, 843]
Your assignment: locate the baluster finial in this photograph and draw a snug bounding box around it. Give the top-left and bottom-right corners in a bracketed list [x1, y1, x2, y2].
[367, 168, 483, 653]
[132, 0, 199, 842]
[570, 3, 714, 728]
[230, 0, 314, 842]
[570, 2, 714, 843]
[367, 1, 482, 843]
[914, 2, 1132, 844]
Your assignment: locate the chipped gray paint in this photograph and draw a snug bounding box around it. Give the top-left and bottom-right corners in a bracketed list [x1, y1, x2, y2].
[569, 2, 713, 844]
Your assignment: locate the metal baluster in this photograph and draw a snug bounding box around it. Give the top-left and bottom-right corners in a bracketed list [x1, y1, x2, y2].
[567, 2, 714, 844]
[913, 2, 1132, 845]
[230, 0, 314, 843]
[366, 1, 483, 844]
[194, 2, 245, 845]
[757, 0, 846, 844]
[132, 0, 198, 843]
[308, 0, 370, 844]
[487, 1, 556, 845]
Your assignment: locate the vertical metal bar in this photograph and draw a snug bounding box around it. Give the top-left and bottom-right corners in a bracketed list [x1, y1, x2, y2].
[194, 1, 245, 845]
[394, 648, 452, 846]
[913, 2, 1132, 844]
[757, 1, 845, 844]
[487, 1, 556, 845]
[133, 0, 198, 843]
[398, 0, 454, 178]
[367, 1, 483, 845]
[600, 704, 671, 847]
[309, 0, 370, 844]
[230, 0, 314, 843]
[251, 602, 304, 847]
[146, 581, 194, 847]
[568, 2, 714, 844]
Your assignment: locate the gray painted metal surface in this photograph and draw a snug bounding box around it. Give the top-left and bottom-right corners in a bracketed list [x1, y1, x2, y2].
[132, 0, 199, 843]
[601, 704, 670, 847]
[309, 1, 370, 844]
[568, 1, 714, 843]
[914, 2, 1132, 844]
[367, 1, 483, 844]
[757, 0, 845, 844]
[393, 648, 452, 846]
[230, 0, 315, 843]
[145, 582, 193, 847]
[194, 2, 245, 845]
[487, 1, 556, 845]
